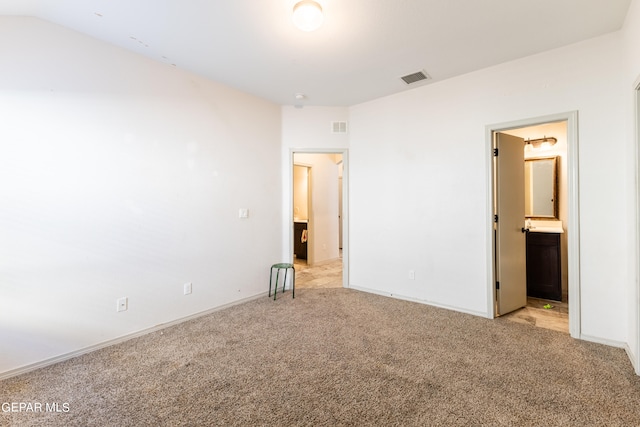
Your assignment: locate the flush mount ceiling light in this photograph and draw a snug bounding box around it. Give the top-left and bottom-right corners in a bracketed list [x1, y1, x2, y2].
[292, 0, 323, 32]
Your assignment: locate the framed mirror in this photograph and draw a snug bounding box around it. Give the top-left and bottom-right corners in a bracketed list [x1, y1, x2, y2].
[524, 156, 557, 218]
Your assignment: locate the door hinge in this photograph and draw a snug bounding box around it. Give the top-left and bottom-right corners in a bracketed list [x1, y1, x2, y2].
[493, 148, 498, 156]
[494, 214, 498, 223]
[496, 281, 500, 290]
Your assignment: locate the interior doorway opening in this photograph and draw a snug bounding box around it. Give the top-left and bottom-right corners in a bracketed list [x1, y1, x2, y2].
[488, 112, 580, 338]
[291, 150, 348, 289]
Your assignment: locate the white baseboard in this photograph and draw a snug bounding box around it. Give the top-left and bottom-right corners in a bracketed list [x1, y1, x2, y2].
[6, 288, 638, 380]
[349, 285, 489, 318]
[581, 337, 640, 376]
[623, 343, 640, 375]
[0, 292, 265, 381]
[577, 334, 640, 375]
[578, 333, 627, 349]
[350, 285, 640, 377]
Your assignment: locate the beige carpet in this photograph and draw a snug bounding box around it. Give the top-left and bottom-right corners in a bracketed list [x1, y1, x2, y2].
[1, 288, 639, 426]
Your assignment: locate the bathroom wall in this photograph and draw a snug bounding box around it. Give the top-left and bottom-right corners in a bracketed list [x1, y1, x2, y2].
[293, 165, 309, 221]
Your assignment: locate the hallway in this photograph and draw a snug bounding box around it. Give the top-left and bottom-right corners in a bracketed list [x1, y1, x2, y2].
[293, 257, 342, 289]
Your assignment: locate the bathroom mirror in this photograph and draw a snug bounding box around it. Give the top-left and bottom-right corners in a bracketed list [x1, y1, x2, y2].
[524, 156, 557, 218]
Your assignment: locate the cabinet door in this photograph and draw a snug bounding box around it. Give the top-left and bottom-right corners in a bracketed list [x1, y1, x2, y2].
[526, 233, 561, 301]
[294, 223, 307, 260]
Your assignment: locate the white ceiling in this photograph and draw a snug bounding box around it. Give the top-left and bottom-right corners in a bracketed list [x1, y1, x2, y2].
[0, 0, 632, 106]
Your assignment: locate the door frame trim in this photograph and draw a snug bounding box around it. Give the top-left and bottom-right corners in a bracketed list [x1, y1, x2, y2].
[486, 111, 581, 339]
[288, 148, 349, 288]
[633, 75, 640, 375]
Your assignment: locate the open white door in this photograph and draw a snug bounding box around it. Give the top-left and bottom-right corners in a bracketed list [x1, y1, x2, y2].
[495, 132, 527, 315]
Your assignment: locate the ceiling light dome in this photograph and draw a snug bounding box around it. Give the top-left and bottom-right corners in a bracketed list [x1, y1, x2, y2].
[292, 0, 323, 32]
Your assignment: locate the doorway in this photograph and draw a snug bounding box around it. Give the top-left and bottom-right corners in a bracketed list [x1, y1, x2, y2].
[488, 112, 580, 338]
[290, 150, 348, 289]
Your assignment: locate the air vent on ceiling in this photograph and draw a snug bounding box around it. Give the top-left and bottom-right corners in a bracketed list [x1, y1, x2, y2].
[400, 70, 430, 85]
[332, 121, 348, 134]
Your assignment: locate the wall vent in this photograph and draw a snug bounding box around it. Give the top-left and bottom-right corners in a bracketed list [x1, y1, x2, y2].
[400, 70, 430, 85]
[332, 121, 348, 134]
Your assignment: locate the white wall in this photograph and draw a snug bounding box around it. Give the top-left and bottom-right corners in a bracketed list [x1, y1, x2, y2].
[281, 106, 349, 263]
[623, 0, 640, 373]
[0, 17, 282, 376]
[282, 107, 350, 150]
[348, 28, 634, 347]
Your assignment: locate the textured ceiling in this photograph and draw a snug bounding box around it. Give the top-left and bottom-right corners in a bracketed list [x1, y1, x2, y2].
[0, 0, 632, 106]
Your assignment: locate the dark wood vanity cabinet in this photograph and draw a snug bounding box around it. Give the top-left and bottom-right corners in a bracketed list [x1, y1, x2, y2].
[526, 232, 562, 301]
[294, 222, 307, 260]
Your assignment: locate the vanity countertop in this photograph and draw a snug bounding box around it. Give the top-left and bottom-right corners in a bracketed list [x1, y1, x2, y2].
[529, 226, 564, 233]
[526, 220, 564, 234]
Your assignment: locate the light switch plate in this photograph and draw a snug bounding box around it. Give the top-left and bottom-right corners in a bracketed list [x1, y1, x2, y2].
[117, 297, 128, 312]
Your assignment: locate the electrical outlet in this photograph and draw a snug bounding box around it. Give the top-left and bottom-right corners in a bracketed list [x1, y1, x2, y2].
[117, 297, 128, 312]
[184, 282, 192, 295]
[409, 270, 415, 280]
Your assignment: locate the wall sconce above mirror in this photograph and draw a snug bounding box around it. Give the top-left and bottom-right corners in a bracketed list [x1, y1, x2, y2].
[525, 156, 557, 218]
[526, 136, 557, 149]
